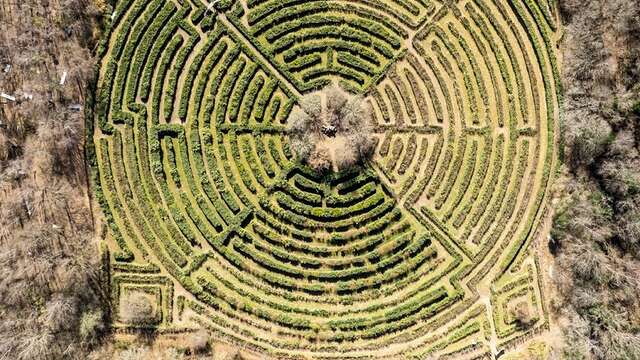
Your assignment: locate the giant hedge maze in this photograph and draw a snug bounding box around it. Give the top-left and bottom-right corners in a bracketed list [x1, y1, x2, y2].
[90, 0, 561, 358]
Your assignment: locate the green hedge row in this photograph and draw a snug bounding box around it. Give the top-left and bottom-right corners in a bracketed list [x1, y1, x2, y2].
[163, 19, 199, 119]
[248, 1, 405, 40]
[440, 140, 479, 218]
[452, 134, 497, 227]
[126, 2, 176, 106]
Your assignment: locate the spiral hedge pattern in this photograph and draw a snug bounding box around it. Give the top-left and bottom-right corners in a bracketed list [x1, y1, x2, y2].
[90, 0, 560, 358]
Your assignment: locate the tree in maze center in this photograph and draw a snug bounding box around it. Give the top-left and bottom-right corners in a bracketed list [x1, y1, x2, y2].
[287, 85, 375, 172]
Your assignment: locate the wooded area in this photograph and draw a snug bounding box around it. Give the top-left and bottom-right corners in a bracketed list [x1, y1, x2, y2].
[553, 0, 640, 358]
[0, 0, 107, 358]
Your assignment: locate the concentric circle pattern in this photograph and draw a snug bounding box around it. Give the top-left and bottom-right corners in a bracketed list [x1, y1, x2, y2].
[91, 0, 560, 358]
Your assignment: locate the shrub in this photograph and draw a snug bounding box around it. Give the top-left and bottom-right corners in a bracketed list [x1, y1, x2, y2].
[117, 346, 150, 360]
[186, 329, 210, 355]
[511, 302, 534, 328]
[79, 310, 105, 343]
[163, 348, 184, 360]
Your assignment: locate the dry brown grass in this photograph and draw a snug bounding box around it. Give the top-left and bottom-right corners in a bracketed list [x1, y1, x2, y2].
[119, 293, 155, 325]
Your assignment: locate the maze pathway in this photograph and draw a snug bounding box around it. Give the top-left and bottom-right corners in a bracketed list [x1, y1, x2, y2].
[90, 0, 560, 358]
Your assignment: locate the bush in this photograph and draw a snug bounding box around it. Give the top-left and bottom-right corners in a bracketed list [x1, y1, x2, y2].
[186, 329, 210, 355]
[117, 346, 150, 360]
[511, 302, 534, 328]
[79, 310, 105, 343]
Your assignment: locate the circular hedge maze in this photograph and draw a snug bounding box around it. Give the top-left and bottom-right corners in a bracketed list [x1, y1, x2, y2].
[90, 0, 560, 358]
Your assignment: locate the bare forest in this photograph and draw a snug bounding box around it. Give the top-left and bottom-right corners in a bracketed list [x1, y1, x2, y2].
[0, 0, 107, 358]
[553, 0, 640, 358]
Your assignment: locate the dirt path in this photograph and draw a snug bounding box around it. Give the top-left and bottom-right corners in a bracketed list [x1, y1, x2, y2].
[217, 12, 302, 99]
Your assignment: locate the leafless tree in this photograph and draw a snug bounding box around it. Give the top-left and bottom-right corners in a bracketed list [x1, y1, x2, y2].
[287, 86, 375, 172]
[44, 296, 77, 333]
[308, 145, 332, 173]
[511, 302, 534, 328]
[186, 329, 210, 355]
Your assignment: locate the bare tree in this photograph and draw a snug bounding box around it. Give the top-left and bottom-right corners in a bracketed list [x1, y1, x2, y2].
[511, 302, 534, 328]
[17, 331, 54, 360]
[186, 329, 210, 355]
[308, 145, 332, 173]
[287, 86, 375, 172]
[44, 296, 77, 333]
